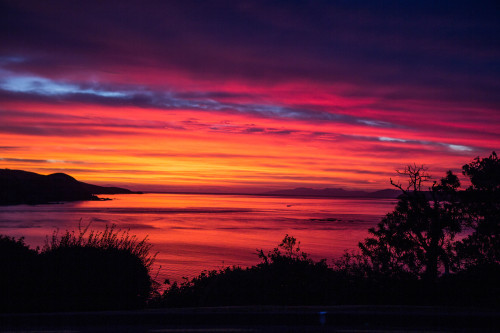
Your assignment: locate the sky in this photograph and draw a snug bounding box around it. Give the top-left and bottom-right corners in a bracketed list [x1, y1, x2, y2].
[1, 0, 499, 192]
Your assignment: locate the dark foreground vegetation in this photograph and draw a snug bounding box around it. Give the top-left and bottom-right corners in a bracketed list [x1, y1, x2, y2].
[155, 152, 500, 308]
[153, 236, 499, 308]
[0, 225, 157, 312]
[1, 152, 499, 312]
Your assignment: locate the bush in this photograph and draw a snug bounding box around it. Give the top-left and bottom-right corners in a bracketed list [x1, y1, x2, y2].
[0, 235, 38, 312]
[0, 224, 158, 312]
[38, 224, 157, 311]
[157, 235, 337, 307]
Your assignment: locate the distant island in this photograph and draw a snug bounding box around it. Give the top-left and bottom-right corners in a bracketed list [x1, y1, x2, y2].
[262, 187, 400, 198]
[0, 169, 140, 206]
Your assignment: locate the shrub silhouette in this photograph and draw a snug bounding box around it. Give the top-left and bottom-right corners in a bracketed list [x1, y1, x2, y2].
[0, 224, 157, 312]
[157, 234, 336, 307]
[0, 235, 38, 312]
[38, 224, 157, 311]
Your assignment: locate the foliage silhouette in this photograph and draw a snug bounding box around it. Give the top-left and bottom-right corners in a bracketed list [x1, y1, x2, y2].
[157, 234, 337, 307]
[359, 165, 462, 280]
[0, 224, 158, 312]
[457, 152, 500, 267]
[39, 224, 157, 311]
[338, 152, 500, 306]
[0, 236, 38, 312]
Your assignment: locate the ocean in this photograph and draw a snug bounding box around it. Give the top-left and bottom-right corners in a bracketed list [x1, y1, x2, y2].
[0, 193, 397, 283]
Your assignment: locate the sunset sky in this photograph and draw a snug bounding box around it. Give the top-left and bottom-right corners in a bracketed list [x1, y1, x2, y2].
[1, 1, 499, 192]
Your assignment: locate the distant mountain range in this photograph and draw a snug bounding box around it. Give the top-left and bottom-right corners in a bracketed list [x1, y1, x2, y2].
[0, 169, 138, 206]
[262, 187, 400, 198]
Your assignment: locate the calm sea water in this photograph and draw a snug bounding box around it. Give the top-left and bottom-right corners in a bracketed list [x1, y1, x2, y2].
[0, 193, 396, 282]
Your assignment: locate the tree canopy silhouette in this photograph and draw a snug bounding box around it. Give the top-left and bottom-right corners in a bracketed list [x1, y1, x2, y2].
[457, 151, 500, 267]
[359, 152, 499, 281]
[359, 164, 462, 280]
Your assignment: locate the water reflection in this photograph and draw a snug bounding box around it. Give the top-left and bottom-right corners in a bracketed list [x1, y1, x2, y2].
[0, 193, 396, 282]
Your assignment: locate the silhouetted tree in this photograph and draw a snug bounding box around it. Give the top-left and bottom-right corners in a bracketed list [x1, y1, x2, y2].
[359, 165, 462, 280]
[457, 151, 500, 267]
[257, 234, 314, 264]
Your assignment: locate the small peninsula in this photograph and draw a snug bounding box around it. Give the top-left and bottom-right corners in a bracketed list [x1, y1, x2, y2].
[0, 169, 138, 206]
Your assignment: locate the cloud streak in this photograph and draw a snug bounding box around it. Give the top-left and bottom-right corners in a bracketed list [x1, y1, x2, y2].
[0, 72, 402, 130]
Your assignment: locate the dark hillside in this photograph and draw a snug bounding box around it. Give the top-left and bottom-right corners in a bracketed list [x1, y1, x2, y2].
[79, 182, 137, 195]
[0, 169, 136, 205]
